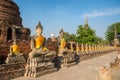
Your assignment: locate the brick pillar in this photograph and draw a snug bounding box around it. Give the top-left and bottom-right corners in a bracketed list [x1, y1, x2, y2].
[1, 27, 7, 42]
[4, 30, 7, 42]
[12, 28, 16, 40]
[1, 25, 5, 42]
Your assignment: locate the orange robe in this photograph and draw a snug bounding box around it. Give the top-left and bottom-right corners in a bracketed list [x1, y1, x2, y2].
[35, 35, 45, 49]
[12, 44, 20, 54]
[60, 38, 66, 48]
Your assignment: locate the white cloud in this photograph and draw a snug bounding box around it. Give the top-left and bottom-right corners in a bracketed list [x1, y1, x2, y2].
[82, 8, 120, 18]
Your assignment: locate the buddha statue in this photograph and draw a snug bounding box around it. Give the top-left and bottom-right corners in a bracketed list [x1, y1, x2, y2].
[76, 43, 80, 54]
[70, 42, 74, 51]
[32, 22, 45, 50]
[88, 45, 92, 53]
[58, 29, 67, 56]
[6, 39, 26, 64]
[92, 44, 95, 52]
[85, 44, 89, 54]
[25, 22, 56, 77]
[29, 22, 47, 59]
[35, 23, 45, 50]
[10, 39, 20, 54]
[59, 29, 66, 48]
[81, 44, 84, 54]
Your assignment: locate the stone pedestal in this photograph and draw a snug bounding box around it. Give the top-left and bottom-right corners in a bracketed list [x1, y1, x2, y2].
[62, 51, 79, 67]
[5, 53, 26, 64]
[0, 62, 25, 80]
[25, 51, 56, 78]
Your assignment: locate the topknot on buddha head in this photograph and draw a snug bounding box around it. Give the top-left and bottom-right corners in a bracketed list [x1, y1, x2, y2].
[59, 28, 64, 38]
[36, 21, 43, 35]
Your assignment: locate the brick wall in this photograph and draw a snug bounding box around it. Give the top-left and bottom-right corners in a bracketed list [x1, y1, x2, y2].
[0, 62, 26, 80]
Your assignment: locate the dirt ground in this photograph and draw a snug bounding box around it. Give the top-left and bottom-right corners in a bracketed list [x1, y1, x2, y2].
[13, 52, 120, 80]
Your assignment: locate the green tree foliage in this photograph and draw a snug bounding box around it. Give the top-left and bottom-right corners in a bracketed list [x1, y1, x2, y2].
[76, 24, 100, 44]
[106, 22, 120, 44]
[64, 32, 76, 42]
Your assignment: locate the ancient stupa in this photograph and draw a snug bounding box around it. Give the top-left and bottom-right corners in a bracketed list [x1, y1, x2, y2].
[0, 0, 30, 42]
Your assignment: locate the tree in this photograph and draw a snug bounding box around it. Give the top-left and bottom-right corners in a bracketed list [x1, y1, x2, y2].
[105, 22, 120, 44]
[76, 24, 99, 44]
[64, 32, 76, 42]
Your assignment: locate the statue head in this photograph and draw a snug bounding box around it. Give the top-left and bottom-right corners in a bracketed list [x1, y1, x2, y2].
[59, 28, 64, 38]
[36, 21, 43, 36]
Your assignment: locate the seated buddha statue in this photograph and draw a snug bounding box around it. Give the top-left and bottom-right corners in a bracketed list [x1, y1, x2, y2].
[76, 43, 80, 54]
[35, 28, 45, 51]
[60, 38, 66, 49]
[29, 22, 48, 59]
[10, 39, 20, 54]
[58, 29, 67, 56]
[6, 39, 26, 64]
[70, 42, 75, 52]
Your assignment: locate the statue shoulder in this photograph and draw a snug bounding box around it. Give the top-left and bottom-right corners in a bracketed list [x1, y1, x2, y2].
[31, 35, 36, 39]
[61, 38, 66, 41]
[41, 35, 45, 41]
[41, 35, 45, 38]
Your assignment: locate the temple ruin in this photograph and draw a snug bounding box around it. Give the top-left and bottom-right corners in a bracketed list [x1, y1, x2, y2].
[0, 0, 30, 42]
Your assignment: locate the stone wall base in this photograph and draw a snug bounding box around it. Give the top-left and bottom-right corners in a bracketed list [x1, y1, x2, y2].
[0, 62, 25, 80]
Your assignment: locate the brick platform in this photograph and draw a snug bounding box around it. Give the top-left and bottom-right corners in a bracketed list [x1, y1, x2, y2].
[0, 62, 26, 80]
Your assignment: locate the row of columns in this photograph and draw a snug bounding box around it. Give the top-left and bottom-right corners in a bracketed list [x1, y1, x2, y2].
[76, 44, 115, 54]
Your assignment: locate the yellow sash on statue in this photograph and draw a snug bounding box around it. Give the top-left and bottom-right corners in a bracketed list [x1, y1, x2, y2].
[12, 44, 20, 54]
[35, 35, 45, 49]
[60, 38, 66, 48]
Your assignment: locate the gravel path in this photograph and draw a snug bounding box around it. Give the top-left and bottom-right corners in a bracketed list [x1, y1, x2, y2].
[13, 52, 119, 80]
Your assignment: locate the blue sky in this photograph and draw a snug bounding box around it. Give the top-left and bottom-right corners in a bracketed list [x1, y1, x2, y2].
[14, 0, 120, 39]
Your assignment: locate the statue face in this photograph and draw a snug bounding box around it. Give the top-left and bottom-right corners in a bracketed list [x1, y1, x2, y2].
[36, 27, 42, 36]
[60, 32, 64, 38]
